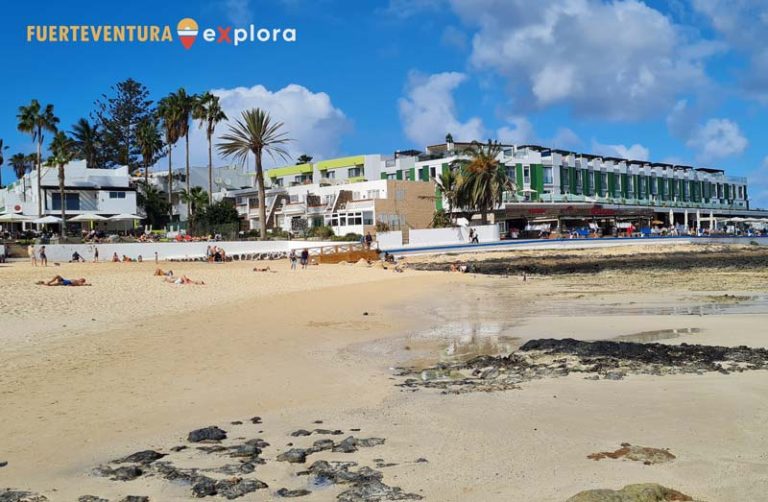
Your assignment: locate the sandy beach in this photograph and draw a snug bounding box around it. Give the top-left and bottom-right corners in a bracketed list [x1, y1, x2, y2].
[2, 245, 768, 501]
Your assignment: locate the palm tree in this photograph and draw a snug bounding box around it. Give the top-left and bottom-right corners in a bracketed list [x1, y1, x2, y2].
[217, 109, 292, 239]
[193, 92, 227, 204]
[157, 94, 183, 218]
[179, 186, 209, 227]
[136, 117, 163, 186]
[296, 154, 313, 165]
[459, 140, 513, 224]
[9, 153, 30, 201]
[47, 132, 76, 236]
[172, 88, 197, 218]
[435, 167, 461, 225]
[71, 118, 102, 168]
[0, 138, 7, 188]
[17, 100, 59, 215]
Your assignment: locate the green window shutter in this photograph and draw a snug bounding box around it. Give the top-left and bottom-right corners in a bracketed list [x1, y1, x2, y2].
[420, 167, 430, 181]
[659, 177, 665, 199]
[724, 184, 730, 199]
[594, 171, 601, 194]
[396, 170, 403, 180]
[561, 167, 569, 194]
[408, 167, 415, 181]
[608, 172, 616, 194]
[435, 184, 443, 211]
[621, 173, 628, 198]
[516, 164, 524, 192]
[569, 167, 576, 194]
[582, 169, 590, 195]
[380, 172, 387, 180]
[533, 164, 544, 200]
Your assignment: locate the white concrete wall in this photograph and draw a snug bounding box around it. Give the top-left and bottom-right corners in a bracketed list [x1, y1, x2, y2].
[376, 231, 403, 249]
[35, 240, 338, 262]
[407, 225, 500, 247]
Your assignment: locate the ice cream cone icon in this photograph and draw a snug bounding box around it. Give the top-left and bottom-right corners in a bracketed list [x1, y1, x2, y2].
[177, 18, 198, 49]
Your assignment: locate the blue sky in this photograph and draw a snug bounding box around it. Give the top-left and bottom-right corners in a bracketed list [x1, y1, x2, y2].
[1, 0, 768, 205]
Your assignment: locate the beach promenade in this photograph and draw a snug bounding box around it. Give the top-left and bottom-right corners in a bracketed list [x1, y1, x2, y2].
[1, 243, 768, 501]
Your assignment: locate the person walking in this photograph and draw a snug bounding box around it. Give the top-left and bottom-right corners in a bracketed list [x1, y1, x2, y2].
[289, 249, 298, 271]
[365, 232, 373, 250]
[300, 248, 309, 269]
[28, 244, 37, 266]
[38, 245, 47, 267]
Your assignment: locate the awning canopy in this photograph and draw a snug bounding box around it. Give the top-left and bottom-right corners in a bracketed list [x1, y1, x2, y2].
[68, 214, 108, 222]
[109, 213, 143, 221]
[0, 213, 34, 222]
[32, 215, 63, 224]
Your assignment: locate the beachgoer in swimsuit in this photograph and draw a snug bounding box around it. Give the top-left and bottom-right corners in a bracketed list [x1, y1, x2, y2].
[37, 275, 90, 286]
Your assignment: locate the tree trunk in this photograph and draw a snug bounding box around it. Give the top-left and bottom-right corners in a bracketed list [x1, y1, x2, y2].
[144, 157, 149, 186]
[59, 165, 66, 237]
[185, 133, 190, 220]
[255, 151, 267, 240]
[481, 210, 488, 225]
[207, 131, 213, 204]
[36, 137, 42, 216]
[168, 146, 173, 220]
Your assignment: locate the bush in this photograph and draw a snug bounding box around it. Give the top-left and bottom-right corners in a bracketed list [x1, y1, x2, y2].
[307, 225, 335, 239]
[331, 232, 363, 242]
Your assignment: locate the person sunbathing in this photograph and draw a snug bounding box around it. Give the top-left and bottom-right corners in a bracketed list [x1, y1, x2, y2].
[36, 275, 90, 286]
[164, 275, 204, 285]
[154, 268, 174, 277]
[252, 266, 274, 272]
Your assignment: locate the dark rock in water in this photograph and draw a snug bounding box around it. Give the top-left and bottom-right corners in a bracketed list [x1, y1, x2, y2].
[118, 498, 149, 502]
[116, 450, 166, 465]
[192, 476, 218, 498]
[250, 416, 262, 424]
[313, 429, 344, 435]
[566, 483, 698, 501]
[333, 437, 358, 453]
[188, 426, 227, 443]
[111, 466, 144, 481]
[277, 448, 309, 464]
[78, 497, 108, 502]
[312, 439, 335, 452]
[357, 438, 386, 448]
[0, 491, 49, 502]
[290, 429, 312, 437]
[216, 478, 268, 499]
[276, 488, 311, 498]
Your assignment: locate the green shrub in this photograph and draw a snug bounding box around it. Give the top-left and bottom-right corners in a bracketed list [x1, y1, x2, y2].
[308, 225, 335, 239]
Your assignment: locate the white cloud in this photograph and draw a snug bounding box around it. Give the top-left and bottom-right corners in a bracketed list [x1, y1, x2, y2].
[398, 71, 486, 146]
[690, 0, 768, 101]
[592, 141, 650, 161]
[180, 84, 350, 170]
[222, 0, 253, 24]
[448, 0, 716, 120]
[496, 116, 535, 144]
[685, 118, 748, 162]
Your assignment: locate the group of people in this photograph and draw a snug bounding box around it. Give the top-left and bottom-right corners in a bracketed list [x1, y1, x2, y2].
[112, 252, 143, 263]
[288, 248, 311, 270]
[28, 245, 48, 266]
[205, 245, 227, 263]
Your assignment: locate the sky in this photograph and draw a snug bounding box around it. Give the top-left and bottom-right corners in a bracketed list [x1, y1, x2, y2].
[1, 0, 768, 206]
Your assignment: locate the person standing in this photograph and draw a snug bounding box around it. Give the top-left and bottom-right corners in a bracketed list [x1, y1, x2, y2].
[300, 248, 309, 269]
[365, 232, 373, 250]
[28, 244, 37, 266]
[289, 249, 297, 271]
[93, 246, 99, 263]
[39, 245, 47, 267]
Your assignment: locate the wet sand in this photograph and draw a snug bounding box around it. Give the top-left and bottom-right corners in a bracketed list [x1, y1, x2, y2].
[1, 247, 768, 501]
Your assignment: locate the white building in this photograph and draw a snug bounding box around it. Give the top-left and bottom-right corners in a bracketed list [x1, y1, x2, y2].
[143, 165, 252, 222]
[0, 160, 136, 219]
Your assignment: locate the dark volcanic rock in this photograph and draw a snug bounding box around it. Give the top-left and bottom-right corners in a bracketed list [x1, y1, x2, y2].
[566, 483, 698, 502]
[333, 437, 358, 453]
[170, 445, 187, 452]
[276, 488, 312, 498]
[337, 479, 423, 501]
[118, 498, 149, 502]
[0, 462, 6, 468]
[78, 497, 109, 502]
[191, 476, 218, 497]
[277, 448, 309, 464]
[116, 450, 166, 465]
[188, 426, 227, 443]
[112, 466, 144, 481]
[250, 416, 262, 424]
[216, 478, 268, 499]
[0, 491, 49, 502]
[289, 429, 312, 437]
[313, 429, 344, 435]
[312, 439, 335, 452]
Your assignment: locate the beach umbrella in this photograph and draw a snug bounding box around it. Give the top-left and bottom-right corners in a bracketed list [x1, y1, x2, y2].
[0, 212, 34, 222]
[32, 215, 62, 224]
[69, 213, 108, 230]
[109, 213, 143, 233]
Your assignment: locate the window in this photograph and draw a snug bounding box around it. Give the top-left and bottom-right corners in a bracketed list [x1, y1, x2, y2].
[588, 171, 594, 194]
[367, 190, 381, 199]
[387, 173, 397, 180]
[109, 191, 126, 199]
[51, 193, 80, 210]
[363, 211, 374, 225]
[323, 170, 335, 179]
[543, 167, 553, 184]
[523, 166, 531, 184]
[575, 170, 583, 194]
[430, 166, 437, 178]
[274, 178, 284, 187]
[601, 173, 608, 194]
[348, 167, 363, 178]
